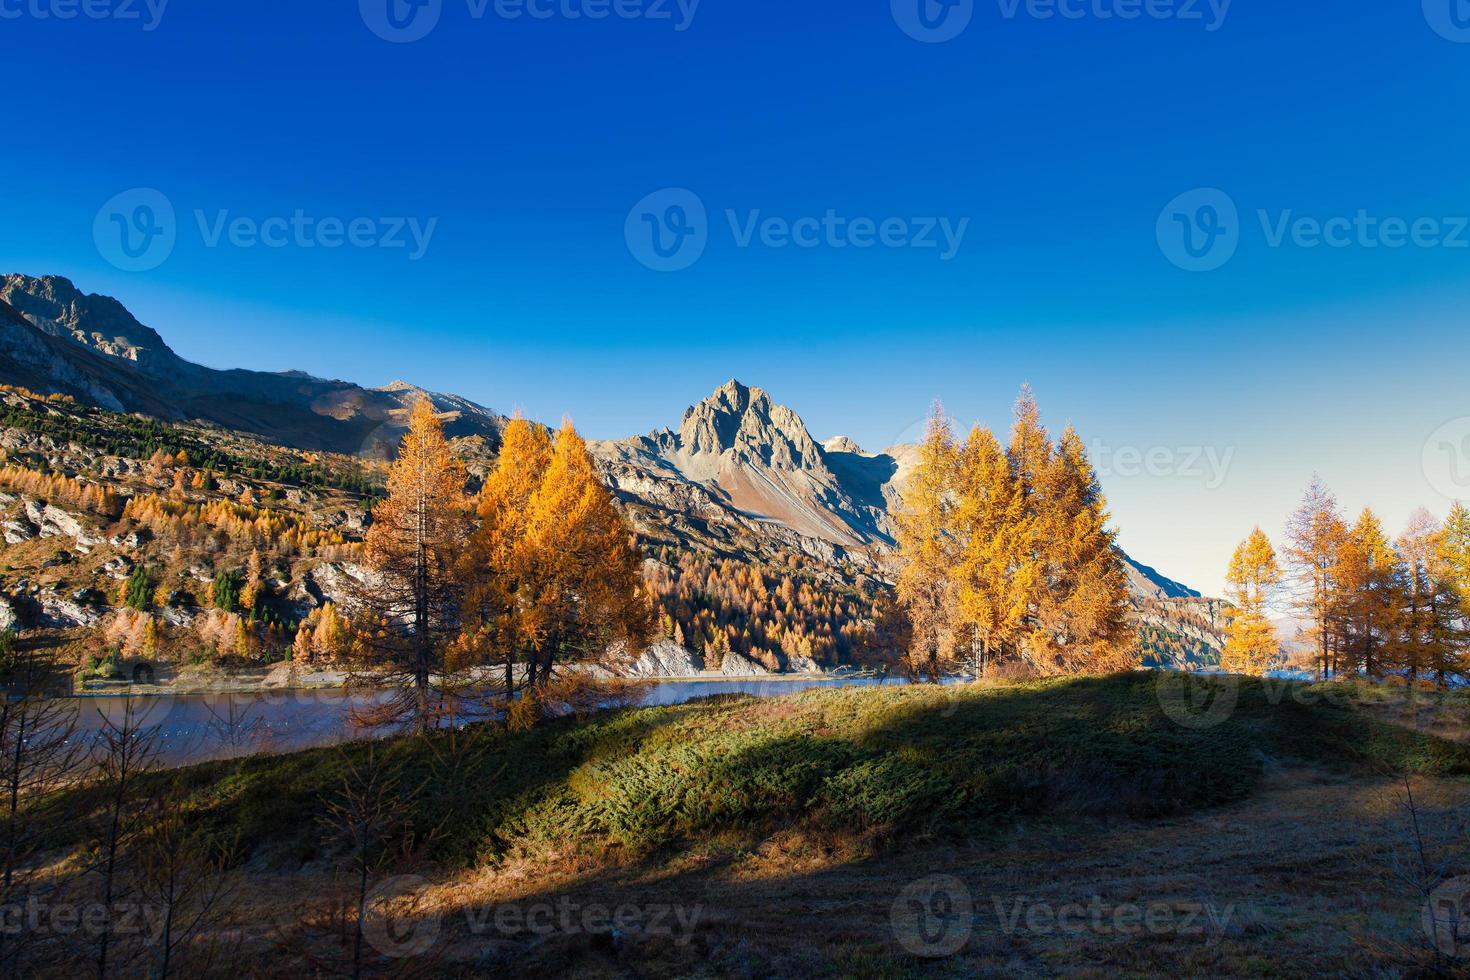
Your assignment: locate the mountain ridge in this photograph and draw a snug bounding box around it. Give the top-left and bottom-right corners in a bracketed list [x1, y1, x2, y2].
[0, 274, 509, 458]
[0, 274, 1215, 623]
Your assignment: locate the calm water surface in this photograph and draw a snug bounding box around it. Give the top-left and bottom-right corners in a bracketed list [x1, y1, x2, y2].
[62, 676, 919, 766]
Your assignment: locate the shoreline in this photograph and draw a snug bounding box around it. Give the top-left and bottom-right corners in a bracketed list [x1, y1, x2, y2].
[62, 670, 876, 699]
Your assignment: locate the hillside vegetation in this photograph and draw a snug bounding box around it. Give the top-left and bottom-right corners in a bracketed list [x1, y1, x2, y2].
[55, 673, 1470, 870]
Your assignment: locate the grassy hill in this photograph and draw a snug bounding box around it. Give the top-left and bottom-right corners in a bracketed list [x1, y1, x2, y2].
[124, 674, 1466, 865]
[22, 673, 1470, 977]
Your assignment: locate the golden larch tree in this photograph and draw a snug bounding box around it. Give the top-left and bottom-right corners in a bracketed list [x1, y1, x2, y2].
[1395, 508, 1461, 684]
[1285, 478, 1347, 679]
[1332, 507, 1403, 678]
[460, 414, 553, 697]
[1221, 527, 1282, 675]
[514, 420, 653, 687]
[894, 402, 960, 681]
[1027, 425, 1134, 672]
[953, 424, 1030, 675]
[356, 397, 472, 731]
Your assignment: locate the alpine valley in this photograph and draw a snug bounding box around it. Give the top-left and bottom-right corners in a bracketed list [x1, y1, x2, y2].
[0, 274, 1224, 683]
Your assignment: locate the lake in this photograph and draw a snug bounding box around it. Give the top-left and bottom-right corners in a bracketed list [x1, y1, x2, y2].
[60, 675, 921, 767]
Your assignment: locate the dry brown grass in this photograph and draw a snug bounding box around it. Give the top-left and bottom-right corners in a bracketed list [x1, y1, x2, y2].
[199, 765, 1470, 978]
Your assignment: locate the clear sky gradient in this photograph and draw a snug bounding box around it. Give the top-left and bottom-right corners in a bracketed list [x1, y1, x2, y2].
[4, 0, 1470, 594]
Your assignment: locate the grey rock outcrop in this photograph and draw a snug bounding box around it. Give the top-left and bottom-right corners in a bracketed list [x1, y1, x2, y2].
[624, 640, 703, 678]
[37, 589, 104, 628]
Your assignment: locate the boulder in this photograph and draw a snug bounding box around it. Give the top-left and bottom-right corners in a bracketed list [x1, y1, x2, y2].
[308, 562, 374, 612]
[103, 555, 135, 579]
[37, 589, 104, 628]
[624, 640, 703, 678]
[21, 497, 104, 552]
[108, 528, 151, 550]
[3, 518, 37, 544]
[783, 653, 822, 674]
[714, 650, 771, 677]
[159, 605, 197, 628]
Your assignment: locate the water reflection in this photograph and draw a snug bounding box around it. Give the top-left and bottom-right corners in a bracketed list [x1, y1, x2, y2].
[59, 675, 927, 767]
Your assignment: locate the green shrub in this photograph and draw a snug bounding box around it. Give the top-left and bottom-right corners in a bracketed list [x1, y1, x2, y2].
[44, 673, 1470, 871]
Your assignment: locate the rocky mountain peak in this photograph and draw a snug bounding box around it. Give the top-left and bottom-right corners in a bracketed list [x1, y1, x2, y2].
[823, 436, 864, 455]
[0, 274, 180, 374]
[676, 379, 825, 473]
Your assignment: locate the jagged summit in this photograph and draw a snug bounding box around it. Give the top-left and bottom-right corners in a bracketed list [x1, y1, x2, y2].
[823, 436, 864, 455]
[669, 379, 827, 475]
[591, 380, 902, 556]
[2, 274, 180, 373]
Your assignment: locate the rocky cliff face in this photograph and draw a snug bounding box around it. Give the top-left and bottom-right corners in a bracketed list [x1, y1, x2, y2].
[591, 380, 906, 568]
[0, 275, 508, 458]
[2, 274, 182, 375]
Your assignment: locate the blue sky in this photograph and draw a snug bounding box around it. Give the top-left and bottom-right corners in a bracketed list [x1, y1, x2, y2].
[4, 0, 1470, 594]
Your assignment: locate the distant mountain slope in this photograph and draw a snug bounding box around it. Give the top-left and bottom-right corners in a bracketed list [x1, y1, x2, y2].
[0, 274, 507, 457]
[1123, 556, 1202, 600]
[1, 275, 1217, 646]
